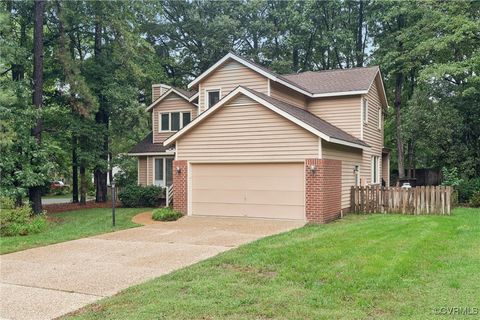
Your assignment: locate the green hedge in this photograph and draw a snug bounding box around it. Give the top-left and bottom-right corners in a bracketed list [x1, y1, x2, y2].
[152, 208, 183, 221]
[0, 198, 47, 236]
[118, 185, 165, 207]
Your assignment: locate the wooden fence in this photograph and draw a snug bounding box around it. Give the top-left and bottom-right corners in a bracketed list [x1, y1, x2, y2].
[350, 185, 453, 215]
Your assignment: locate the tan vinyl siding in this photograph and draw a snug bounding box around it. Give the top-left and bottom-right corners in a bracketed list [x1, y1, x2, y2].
[307, 95, 362, 138]
[198, 59, 268, 113]
[152, 92, 198, 144]
[322, 141, 363, 210]
[270, 81, 306, 109]
[361, 77, 383, 185]
[146, 156, 154, 186]
[176, 95, 318, 161]
[138, 157, 147, 186]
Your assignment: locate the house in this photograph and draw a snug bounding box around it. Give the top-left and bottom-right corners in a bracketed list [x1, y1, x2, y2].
[128, 52, 389, 223]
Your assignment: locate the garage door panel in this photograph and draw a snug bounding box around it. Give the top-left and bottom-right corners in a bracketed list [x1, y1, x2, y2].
[193, 189, 304, 206]
[193, 163, 303, 177]
[193, 176, 304, 191]
[191, 163, 305, 220]
[193, 202, 304, 220]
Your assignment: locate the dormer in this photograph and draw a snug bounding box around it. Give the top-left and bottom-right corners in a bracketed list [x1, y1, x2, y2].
[146, 86, 198, 144]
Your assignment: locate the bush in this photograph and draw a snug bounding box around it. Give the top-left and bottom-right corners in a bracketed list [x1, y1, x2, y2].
[152, 208, 183, 221]
[0, 198, 47, 236]
[470, 191, 480, 208]
[457, 178, 480, 204]
[118, 185, 165, 207]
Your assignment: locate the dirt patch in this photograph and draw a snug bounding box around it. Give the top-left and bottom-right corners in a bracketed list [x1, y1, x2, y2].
[44, 200, 120, 214]
[131, 211, 167, 225]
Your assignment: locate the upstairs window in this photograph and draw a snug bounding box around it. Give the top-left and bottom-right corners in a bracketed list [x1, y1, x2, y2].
[206, 89, 220, 108]
[171, 112, 180, 131]
[362, 98, 368, 124]
[161, 113, 170, 131]
[159, 111, 191, 132]
[378, 107, 382, 130]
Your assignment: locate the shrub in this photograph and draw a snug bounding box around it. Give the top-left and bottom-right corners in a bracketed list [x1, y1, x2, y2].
[457, 178, 480, 204]
[118, 185, 165, 207]
[152, 208, 183, 221]
[470, 191, 480, 208]
[0, 198, 47, 236]
[441, 167, 463, 188]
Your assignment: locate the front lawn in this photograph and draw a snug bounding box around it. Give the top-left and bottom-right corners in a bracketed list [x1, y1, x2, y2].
[0, 208, 151, 254]
[65, 208, 480, 320]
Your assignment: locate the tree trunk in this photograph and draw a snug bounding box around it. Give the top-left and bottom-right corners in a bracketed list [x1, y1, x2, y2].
[29, 0, 45, 215]
[395, 72, 405, 179]
[93, 12, 109, 202]
[80, 164, 86, 205]
[72, 136, 79, 203]
[355, 0, 364, 67]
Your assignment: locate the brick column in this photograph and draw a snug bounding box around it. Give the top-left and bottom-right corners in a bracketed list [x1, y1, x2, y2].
[305, 159, 342, 223]
[172, 160, 188, 214]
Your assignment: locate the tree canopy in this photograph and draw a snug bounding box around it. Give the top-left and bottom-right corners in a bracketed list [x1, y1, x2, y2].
[1, 0, 479, 209]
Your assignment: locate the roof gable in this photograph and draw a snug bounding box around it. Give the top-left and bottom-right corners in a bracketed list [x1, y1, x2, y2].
[146, 87, 198, 112]
[188, 52, 388, 105]
[165, 86, 369, 150]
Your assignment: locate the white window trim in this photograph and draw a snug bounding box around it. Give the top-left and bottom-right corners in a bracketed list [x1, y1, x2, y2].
[204, 88, 221, 110]
[153, 157, 175, 187]
[159, 111, 192, 132]
[363, 97, 369, 125]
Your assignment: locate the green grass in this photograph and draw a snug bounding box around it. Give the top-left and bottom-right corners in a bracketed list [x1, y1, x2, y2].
[0, 208, 151, 254]
[65, 208, 480, 320]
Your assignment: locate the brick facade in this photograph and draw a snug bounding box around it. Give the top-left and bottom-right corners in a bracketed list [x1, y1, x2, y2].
[172, 160, 188, 214]
[305, 159, 342, 223]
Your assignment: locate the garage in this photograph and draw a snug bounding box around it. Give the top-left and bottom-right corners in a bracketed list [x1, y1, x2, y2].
[191, 163, 305, 220]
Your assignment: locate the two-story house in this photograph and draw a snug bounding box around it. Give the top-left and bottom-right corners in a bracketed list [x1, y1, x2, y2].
[128, 52, 389, 223]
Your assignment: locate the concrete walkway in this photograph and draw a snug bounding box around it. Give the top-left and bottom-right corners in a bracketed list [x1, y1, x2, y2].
[0, 216, 304, 320]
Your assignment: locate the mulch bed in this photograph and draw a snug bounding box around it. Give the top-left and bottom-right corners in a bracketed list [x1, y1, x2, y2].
[44, 200, 122, 214]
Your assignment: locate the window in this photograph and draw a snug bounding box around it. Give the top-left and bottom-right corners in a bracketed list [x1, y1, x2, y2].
[354, 165, 360, 186]
[154, 158, 164, 185]
[371, 156, 380, 184]
[182, 112, 191, 126]
[154, 158, 174, 187]
[378, 107, 382, 130]
[362, 98, 368, 124]
[207, 90, 220, 108]
[165, 158, 173, 186]
[171, 112, 180, 131]
[159, 112, 191, 131]
[161, 113, 170, 131]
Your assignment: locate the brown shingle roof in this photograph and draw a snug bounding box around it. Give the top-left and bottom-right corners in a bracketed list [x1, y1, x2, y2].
[231, 52, 379, 95]
[242, 87, 370, 147]
[128, 133, 171, 154]
[282, 67, 379, 95]
[172, 87, 197, 98]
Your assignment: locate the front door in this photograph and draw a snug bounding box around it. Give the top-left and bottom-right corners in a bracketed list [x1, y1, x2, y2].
[154, 157, 174, 187]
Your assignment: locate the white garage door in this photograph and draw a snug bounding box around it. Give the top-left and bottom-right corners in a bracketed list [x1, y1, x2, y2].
[191, 163, 305, 220]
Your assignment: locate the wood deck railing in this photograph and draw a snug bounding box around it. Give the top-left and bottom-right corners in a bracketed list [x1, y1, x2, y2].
[350, 185, 453, 215]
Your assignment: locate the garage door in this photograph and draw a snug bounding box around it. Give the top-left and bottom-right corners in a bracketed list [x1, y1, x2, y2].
[191, 163, 305, 220]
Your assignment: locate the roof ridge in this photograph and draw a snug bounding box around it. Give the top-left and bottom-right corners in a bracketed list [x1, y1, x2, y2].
[283, 65, 380, 77]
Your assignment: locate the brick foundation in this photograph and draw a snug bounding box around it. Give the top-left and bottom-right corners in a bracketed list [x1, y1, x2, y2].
[172, 160, 188, 214]
[305, 159, 342, 223]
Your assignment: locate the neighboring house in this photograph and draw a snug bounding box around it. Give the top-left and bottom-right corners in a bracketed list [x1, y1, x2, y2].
[128, 52, 389, 223]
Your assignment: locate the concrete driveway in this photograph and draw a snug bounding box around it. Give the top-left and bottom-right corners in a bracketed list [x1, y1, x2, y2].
[0, 216, 304, 320]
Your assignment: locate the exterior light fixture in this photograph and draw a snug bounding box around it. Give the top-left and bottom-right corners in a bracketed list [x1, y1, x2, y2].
[176, 166, 182, 174]
[309, 164, 316, 174]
